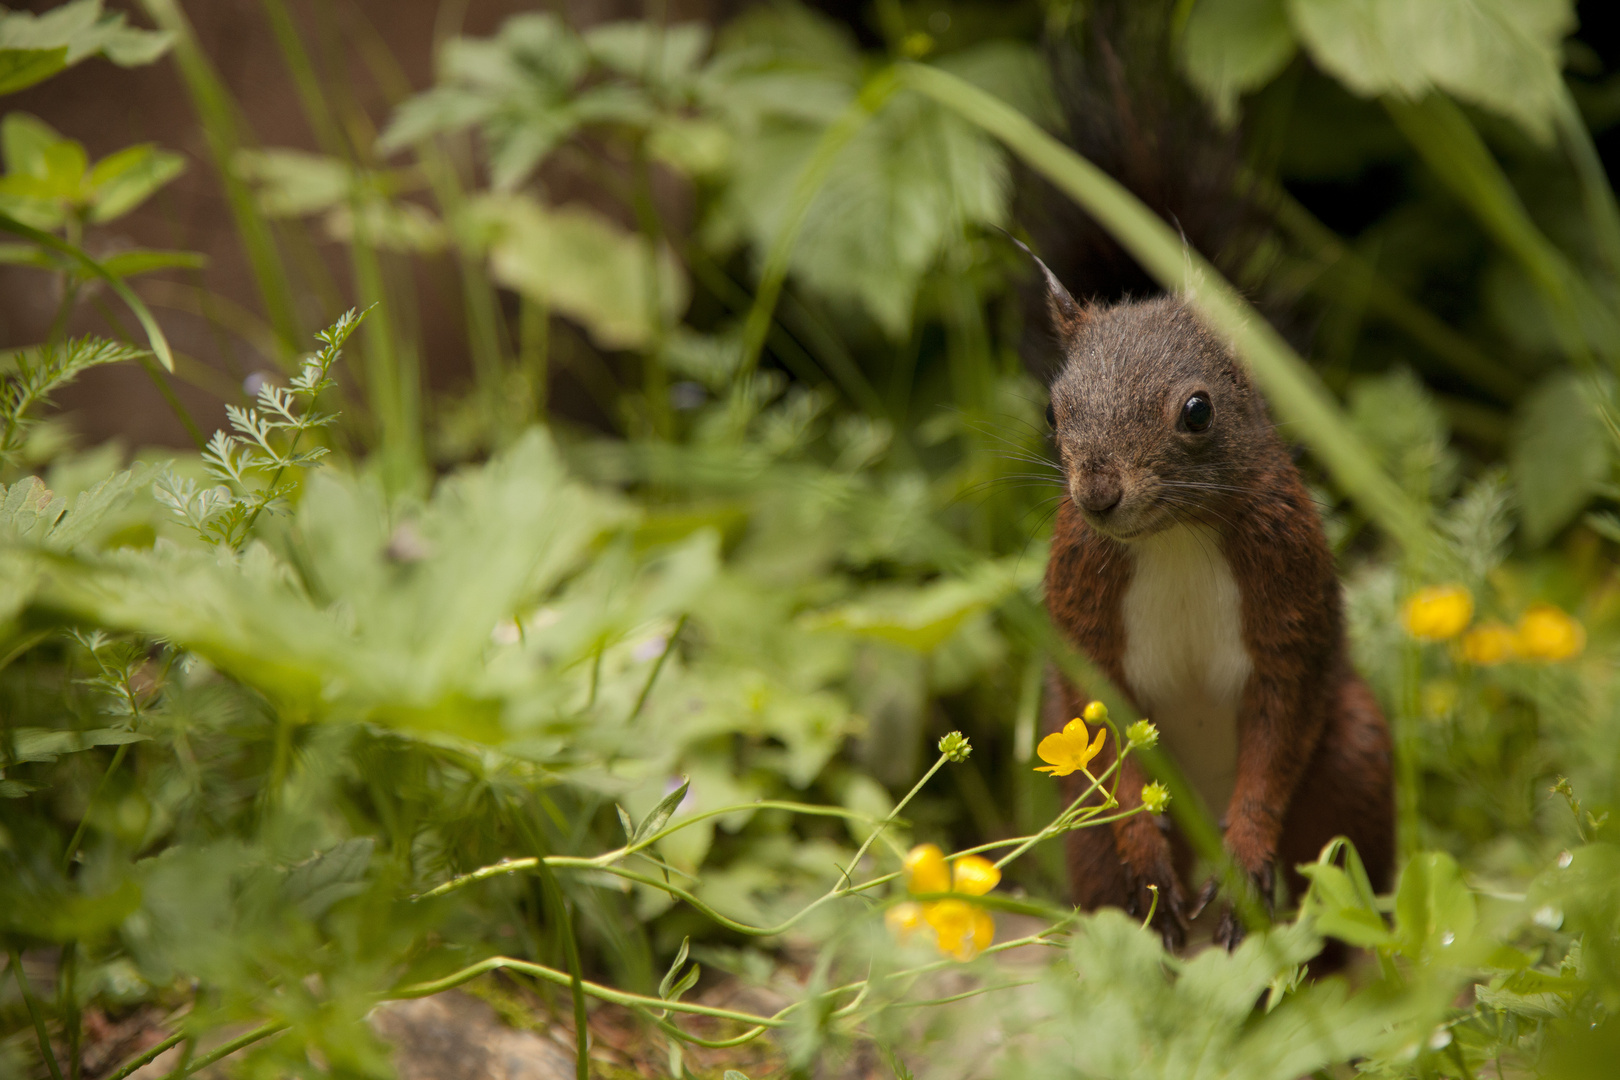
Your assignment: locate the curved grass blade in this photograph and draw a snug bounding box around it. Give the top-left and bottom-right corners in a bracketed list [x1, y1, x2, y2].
[0, 211, 175, 371]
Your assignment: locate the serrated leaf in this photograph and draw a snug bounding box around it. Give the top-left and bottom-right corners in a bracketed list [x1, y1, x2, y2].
[1288, 0, 1574, 140]
[583, 21, 710, 84]
[1393, 851, 1477, 963]
[281, 837, 375, 919]
[1511, 371, 1609, 547]
[479, 193, 688, 350]
[631, 777, 689, 847]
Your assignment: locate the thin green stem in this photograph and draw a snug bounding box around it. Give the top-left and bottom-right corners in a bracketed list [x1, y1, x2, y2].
[61, 743, 130, 871]
[627, 614, 686, 723]
[732, 68, 898, 400]
[9, 946, 64, 1080]
[104, 1033, 184, 1080]
[159, 1022, 285, 1080]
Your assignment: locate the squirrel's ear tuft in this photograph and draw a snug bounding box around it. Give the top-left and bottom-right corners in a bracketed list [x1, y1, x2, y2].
[1002, 231, 1086, 337]
[1035, 256, 1085, 337]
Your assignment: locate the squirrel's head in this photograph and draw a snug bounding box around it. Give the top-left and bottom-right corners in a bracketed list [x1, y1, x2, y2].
[1038, 261, 1269, 542]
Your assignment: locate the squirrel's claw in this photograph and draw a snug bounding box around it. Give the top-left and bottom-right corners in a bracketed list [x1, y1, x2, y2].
[1196, 863, 1277, 951]
[1189, 875, 1220, 920]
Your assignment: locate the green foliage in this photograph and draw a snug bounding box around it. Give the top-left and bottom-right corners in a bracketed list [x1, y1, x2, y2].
[8, 1, 1620, 1079]
[0, 0, 170, 96]
[0, 338, 146, 464]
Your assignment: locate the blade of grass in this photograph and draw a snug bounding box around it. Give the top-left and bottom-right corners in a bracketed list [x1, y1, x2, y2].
[0, 213, 176, 371]
[1257, 176, 1527, 403]
[1384, 95, 1620, 369]
[733, 67, 900, 398]
[905, 61, 1430, 556]
[1555, 85, 1620, 287]
[138, 0, 303, 362]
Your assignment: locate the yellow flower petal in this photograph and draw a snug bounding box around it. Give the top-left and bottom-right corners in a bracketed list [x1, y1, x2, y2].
[1460, 621, 1516, 665]
[924, 899, 972, 959]
[969, 907, 995, 957]
[1035, 722, 1106, 778]
[923, 900, 994, 961]
[1403, 585, 1474, 642]
[1515, 604, 1584, 661]
[885, 901, 924, 942]
[904, 843, 951, 895]
[950, 855, 1000, 897]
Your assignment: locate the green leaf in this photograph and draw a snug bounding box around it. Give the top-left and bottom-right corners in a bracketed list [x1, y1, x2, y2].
[584, 21, 710, 85]
[87, 143, 185, 222]
[632, 777, 690, 847]
[1510, 371, 1609, 547]
[657, 935, 692, 999]
[0, 241, 54, 268]
[97, 248, 206, 278]
[1180, 0, 1296, 124]
[479, 193, 689, 350]
[1287, 0, 1575, 140]
[280, 838, 375, 919]
[6, 877, 143, 941]
[802, 562, 1019, 652]
[1393, 851, 1478, 963]
[4, 113, 69, 178]
[0, 0, 170, 70]
[233, 148, 352, 216]
[4, 726, 149, 765]
[0, 46, 67, 95]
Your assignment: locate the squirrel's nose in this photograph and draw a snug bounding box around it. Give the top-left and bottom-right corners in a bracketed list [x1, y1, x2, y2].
[1076, 473, 1122, 515]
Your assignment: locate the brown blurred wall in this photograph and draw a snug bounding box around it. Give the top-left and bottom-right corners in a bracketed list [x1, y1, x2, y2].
[1, 0, 740, 451]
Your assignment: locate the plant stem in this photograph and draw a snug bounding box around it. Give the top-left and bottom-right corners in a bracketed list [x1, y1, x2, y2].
[9, 945, 65, 1080]
[61, 743, 131, 871]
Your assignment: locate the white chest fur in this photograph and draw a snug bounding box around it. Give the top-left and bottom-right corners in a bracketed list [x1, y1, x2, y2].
[1120, 523, 1252, 819]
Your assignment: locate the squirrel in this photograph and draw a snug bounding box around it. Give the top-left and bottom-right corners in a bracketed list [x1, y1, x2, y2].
[1031, 257, 1395, 951]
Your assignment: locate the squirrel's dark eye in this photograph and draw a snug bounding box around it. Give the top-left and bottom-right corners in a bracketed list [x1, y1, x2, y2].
[1181, 394, 1213, 432]
[1045, 401, 1056, 428]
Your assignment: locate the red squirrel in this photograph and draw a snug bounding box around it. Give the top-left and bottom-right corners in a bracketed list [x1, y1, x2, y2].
[1032, 258, 1395, 949]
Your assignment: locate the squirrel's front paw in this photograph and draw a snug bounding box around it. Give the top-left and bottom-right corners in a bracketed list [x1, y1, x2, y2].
[1192, 861, 1276, 950]
[1122, 849, 1189, 951]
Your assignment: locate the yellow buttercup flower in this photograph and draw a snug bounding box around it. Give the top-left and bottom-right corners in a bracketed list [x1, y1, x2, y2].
[903, 843, 952, 895]
[1403, 585, 1474, 642]
[1461, 621, 1516, 666]
[1036, 718, 1107, 777]
[1515, 604, 1585, 661]
[924, 899, 995, 961]
[891, 844, 1001, 961]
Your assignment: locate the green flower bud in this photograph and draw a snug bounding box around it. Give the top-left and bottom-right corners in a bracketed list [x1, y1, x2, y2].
[1141, 781, 1170, 815]
[938, 731, 972, 763]
[1126, 719, 1159, 748]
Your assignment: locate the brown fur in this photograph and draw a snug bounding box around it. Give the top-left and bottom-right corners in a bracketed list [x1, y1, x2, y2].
[1039, 291, 1394, 950]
